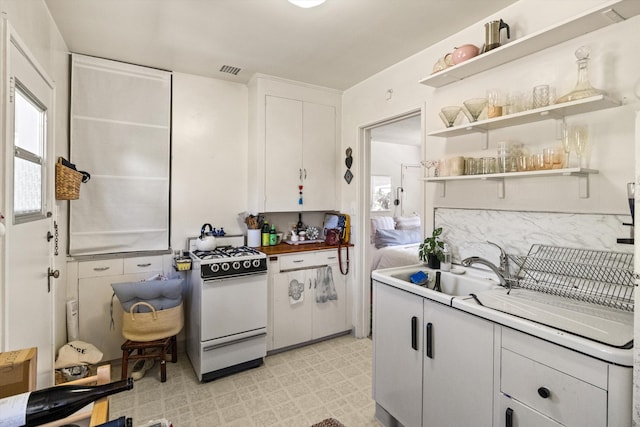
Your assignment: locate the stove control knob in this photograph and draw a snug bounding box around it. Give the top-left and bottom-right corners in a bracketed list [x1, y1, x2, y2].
[221, 263, 230, 271]
[232, 261, 241, 270]
[253, 259, 261, 268]
[210, 264, 219, 273]
[243, 260, 252, 269]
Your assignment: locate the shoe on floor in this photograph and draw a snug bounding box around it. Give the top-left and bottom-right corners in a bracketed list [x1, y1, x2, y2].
[130, 358, 155, 381]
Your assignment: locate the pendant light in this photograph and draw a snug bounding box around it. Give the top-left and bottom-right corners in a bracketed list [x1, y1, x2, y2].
[288, 0, 326, 8]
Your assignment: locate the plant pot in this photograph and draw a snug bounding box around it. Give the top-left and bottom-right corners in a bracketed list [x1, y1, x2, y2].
[427, 254, 441, 270]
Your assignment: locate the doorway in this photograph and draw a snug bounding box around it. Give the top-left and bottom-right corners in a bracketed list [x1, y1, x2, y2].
[357, 109, 424, 338]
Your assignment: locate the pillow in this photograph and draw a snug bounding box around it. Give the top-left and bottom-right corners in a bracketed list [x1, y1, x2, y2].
[111, 278, 184, 312]
[374, 228, 422, 249]
[394, 215, 421, 230]
[370, 216, 395, 243]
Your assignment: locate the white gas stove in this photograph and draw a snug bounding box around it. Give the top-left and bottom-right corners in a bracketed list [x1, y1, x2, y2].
[185, 235, 268, 382]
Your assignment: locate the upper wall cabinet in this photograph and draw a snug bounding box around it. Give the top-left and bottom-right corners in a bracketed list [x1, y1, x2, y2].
[248, 75, 341, 213]
[419, 0, 640, 88]
[265, 96, 336, 212]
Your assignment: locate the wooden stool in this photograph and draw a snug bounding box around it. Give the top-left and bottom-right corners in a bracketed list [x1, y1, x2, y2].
[120, 336, 177, 382]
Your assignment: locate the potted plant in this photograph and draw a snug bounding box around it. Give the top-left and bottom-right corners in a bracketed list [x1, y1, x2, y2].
[419, 227, 445, 269]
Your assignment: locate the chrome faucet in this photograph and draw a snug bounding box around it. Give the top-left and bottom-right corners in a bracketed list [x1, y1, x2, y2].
[487, 241, 509, 277]
[461, 242, 512, 290]
[461, 256, 509, 288]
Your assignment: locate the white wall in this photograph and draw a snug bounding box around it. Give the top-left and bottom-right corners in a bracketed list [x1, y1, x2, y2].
[341, 0, 640, 418]
[370, 141, 421, 218]
[0, 0, 69, 352]
[170, 72, 249, 249]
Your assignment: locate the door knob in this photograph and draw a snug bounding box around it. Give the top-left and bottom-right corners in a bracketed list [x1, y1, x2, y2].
[47, 267, 59, 292]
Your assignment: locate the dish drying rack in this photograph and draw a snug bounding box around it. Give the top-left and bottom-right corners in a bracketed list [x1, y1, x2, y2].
[507, 244, 635, 312]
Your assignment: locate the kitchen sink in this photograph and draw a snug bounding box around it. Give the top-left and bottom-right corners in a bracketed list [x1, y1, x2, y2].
[372, 264, 501, 305]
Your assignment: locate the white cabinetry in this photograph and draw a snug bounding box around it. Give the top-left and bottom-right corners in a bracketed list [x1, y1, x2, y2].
[248, 75, 341, 213]
[373, 280, 494, 427]
[496, 327, 631, 427]
[265, 96, 336, 212]
[270, 249, 349, 351]
[373, 280, 423, 427]
[422, 299, 494, 427]
[76, 256, 164, 361]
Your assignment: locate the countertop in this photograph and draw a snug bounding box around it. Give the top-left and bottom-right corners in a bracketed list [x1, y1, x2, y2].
[256, 242, 353, 256]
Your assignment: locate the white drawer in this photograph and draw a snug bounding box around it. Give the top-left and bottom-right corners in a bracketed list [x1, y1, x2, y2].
[497, 393, 562, 427]
[279, 252, 319, 271]
[501, 327, 607, 388]
[123, 256, 163, 275]
[315, 249, 340, 265]
[78, 259, 123, 278]
[501, 348, 607, 426]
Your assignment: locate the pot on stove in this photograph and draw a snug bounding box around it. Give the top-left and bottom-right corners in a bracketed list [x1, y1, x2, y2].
[196, 223, 217, 251]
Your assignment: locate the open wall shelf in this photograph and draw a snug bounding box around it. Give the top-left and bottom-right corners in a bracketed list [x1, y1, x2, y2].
[419, 0, 640, 88]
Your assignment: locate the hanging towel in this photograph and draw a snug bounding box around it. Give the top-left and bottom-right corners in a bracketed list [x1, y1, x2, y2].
[316, 266, 338, 303]
[289, 278, 304, 305]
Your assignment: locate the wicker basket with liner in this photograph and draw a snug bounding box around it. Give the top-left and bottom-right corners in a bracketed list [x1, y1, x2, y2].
[111, 277, 184, 342]
[122, 301, 184, 342]
[55, 157, 83, 200]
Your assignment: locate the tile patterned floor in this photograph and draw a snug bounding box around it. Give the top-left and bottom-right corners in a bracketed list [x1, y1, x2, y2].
[109, 335, 379, 426]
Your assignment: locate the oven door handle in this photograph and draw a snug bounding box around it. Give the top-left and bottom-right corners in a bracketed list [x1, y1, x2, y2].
[203, 331, 267, 352]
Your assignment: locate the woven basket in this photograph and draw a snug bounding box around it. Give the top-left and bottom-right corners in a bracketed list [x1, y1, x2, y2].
[122, 302, 184, 342]
[55, 158, 83, 200]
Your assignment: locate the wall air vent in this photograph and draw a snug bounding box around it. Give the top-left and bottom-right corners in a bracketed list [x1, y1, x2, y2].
[219, 65, 241, 75]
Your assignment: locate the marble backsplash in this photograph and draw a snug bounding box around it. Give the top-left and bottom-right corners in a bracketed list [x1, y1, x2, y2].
[435, 208, 633, 266]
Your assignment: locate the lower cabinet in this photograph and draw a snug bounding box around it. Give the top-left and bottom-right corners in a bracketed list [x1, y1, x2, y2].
[496, 327, 631, 427]
[372, 280, 633, 427]
[372, 280, 423, 427]
[423, 299, 494, 427]
[76, 256, 164, 361]
[372, 280, 494, 427]
[270, 249, 349, 351]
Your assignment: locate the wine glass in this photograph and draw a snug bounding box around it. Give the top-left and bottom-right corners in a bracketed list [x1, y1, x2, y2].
[560, 124, 573, 168]
[421, 160, 437, 177]
[570, 125, 588, 169]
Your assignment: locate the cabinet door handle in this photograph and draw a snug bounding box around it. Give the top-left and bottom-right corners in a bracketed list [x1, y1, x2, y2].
[426, 322, 433, 359]
[505, 408, 514, 427]
[299, 168, 303, 181]
[537, 387, 551, 399]
[136, 263, 152, 268]
[93, 266, 110, 272]
[411, 316, 418, 351]
[303, 168, 307, 179]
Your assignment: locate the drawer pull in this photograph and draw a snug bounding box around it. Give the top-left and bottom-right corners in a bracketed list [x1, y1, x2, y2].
[426, 322, 433, 359]
[93, 266, 110, 272]
[411, 316, 418, 351]
[505, 408, 513, 427]
[537, 387, 551, 399]
[293, 260, 304, 263]
[136, 263, 152, 267]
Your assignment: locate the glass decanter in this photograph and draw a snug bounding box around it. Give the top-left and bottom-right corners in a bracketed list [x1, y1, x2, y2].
[556, 46, 605, 103]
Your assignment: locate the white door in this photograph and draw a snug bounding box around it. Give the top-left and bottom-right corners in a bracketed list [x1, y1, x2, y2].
[302, 101, 336, 211]
[2, 29, 56, 387]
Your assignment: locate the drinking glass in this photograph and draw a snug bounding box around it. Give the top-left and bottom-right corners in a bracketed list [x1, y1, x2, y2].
[422, 160, 437, 177]
[570, 125, 588, 169]
[560, 124, 572, 168]
[532, 85, 550, 109]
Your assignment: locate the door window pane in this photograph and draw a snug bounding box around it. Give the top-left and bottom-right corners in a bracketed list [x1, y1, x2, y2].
[13, 85, 46, 220]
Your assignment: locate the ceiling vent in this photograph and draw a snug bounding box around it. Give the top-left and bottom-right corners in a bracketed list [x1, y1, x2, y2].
[219, 65, 241, 75]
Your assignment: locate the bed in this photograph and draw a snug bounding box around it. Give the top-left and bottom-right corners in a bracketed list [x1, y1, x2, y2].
[369, 215, 423, 272]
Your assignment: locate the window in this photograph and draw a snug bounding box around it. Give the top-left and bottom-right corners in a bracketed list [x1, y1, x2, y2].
[13, 82, 46, 223]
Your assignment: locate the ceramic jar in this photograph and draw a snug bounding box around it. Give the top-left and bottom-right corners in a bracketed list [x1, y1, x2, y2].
[452, 44, 480, 65]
